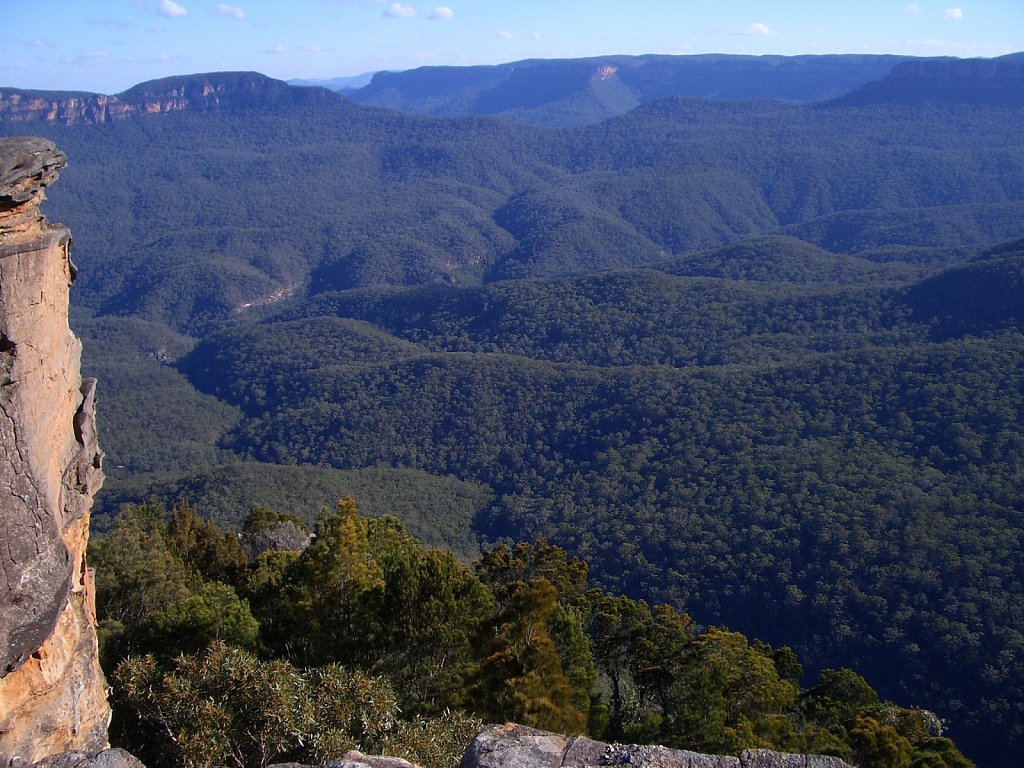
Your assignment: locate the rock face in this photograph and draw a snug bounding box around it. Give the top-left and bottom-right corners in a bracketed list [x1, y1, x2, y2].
[0, 137, 109, 765]
[459, 725, 855, 768]
[0, 72, 303, 125]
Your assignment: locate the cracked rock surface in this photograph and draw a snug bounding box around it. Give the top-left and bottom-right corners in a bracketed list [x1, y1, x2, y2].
[0, 136, 109, 766]
[459, 725, 855, 768]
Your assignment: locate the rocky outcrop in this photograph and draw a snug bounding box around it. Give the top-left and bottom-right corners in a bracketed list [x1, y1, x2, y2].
[269, 753, 421, 768]
[459, 725, 855, 768]
[0, 137, 109, 765]
[29, 748, 145, 768]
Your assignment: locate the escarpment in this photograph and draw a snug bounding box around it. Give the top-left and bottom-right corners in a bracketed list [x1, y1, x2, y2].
[0, 137, 109, 765]
[0, 72, 299, 125]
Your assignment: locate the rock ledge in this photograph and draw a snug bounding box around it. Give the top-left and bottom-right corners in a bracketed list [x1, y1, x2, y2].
[459, 724, 854, 768]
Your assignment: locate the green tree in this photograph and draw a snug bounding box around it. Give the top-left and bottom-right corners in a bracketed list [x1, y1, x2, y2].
[586, 593, 694, 742]
[285, 498, 387, 664]
[849, 716, 913, 768]
[90, 502, 194, 664]
[672, 628, 799, 754]
[371, 535, 496, 714]
[799, 667, 882, 733]
[138, 581, 259, 656]
[476, 540, 589, 607]
[471, 579, 585, 734]
[167, 499, 248, 587]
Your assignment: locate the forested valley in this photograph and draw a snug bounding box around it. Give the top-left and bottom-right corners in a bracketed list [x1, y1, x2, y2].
[2, 54, 1022, 767]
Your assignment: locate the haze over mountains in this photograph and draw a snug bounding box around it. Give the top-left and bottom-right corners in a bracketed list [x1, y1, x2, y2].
[2, 52, 1023, 767]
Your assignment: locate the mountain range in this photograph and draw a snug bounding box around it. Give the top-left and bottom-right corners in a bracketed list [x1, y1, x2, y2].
[2, 52, 1023, 767]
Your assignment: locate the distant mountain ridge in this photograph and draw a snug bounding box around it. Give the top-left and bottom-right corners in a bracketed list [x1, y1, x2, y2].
[3, 52, 1021, 127]
[0, 71, 335, 125]
[831, 52, 1024, 106]
[345, 53, 913, 125]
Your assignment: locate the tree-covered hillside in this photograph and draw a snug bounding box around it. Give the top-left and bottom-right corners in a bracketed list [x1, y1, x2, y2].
[177, 243, 1024, 765]
[3, 59, 1023, 766]
[4, 67, 1022, 335]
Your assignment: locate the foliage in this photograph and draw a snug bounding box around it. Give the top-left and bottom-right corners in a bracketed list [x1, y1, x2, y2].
[110, 642, 479, 768]
[95, 461, 488, 561]
[92, 499, 976, 767]
[470, 578, 586, 734]
[89, 502, 195, 661]
[167, 499, 248, 587]
[111, 643, 309, 768]
[263, 499, 496, 715]
[137, 581, 259, 656]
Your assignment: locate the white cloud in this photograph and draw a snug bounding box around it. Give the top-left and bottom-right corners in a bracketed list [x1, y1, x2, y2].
[726, 22, 775, 36]
[301, 44, 321, 53]
[905, 3, 923, 13]
[264, 43, 288, 54]
[158, 0, 188, 19]
[940, 7, 963, 20]
[429, 6, 454, 20]
[383, 3, 416, 17]
[529, 32, 542, 41]
[498, 30, 513, 40]
[215, 4, 245, 21]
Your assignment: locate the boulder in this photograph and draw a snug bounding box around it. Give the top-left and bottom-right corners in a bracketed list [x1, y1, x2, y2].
[29, 748, 146, 768]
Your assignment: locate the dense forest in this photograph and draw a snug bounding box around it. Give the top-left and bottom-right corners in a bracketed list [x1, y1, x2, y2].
[92, 498, 974, 768]
[3, 54, 1023, 767]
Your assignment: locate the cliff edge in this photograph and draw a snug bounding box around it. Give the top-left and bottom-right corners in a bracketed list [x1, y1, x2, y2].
[0, 137, 109, 765]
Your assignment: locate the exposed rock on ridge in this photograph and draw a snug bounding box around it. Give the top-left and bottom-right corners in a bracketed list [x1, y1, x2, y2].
[0, 136, 109, 765]
[0, 72, 308, 125]
[460, 724, 855, 768]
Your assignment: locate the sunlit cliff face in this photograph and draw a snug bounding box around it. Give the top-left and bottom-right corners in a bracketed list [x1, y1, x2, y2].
[0, 136, 109, 765]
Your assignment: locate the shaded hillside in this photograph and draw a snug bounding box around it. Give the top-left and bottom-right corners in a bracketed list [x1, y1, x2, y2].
[832, 52, 1024, 107]
[348, 53, 909, 126]
[658, 236, 921, 283]
[904, 239, 1024, 338]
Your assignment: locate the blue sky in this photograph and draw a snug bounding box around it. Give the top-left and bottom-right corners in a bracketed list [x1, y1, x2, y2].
[4, 1, 1023, 93]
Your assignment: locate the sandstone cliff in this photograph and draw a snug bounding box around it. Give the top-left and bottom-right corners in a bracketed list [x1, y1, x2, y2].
[0, 72, 301, 125]
[0, 137, 109, 765]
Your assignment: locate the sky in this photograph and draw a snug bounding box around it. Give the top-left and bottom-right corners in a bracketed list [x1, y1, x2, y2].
[3, 1, 1023, 94]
